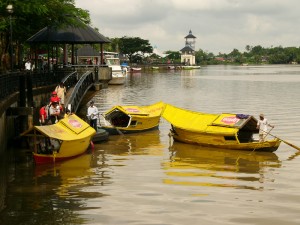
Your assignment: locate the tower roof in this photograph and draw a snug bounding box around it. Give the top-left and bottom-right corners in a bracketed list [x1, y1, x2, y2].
[180, 46, 194, 52]
[185, 30, 196, 39]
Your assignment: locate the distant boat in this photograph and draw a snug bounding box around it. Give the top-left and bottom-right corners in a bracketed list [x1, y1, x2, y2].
[168, 66, 175, 70]
[152, 66, 159, 70]
[181, 65, 201, 70]
[100, 101, 165, 135]
[130, 67, 142, 73]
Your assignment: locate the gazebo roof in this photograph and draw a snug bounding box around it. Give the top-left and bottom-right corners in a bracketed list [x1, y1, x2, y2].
[27, 19, 111, 44]
[77, 45, 99, 57]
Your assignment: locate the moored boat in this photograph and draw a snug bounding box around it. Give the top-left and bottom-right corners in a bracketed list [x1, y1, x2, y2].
[162, 104, 281, 152]
[181, 65, 201, 70]
[105, 52, 126, 85]
[100, 101, 165, 135]
[92, 128, 109, 143]
[21, 114, 96, 164]
[130, 67, 142, 73]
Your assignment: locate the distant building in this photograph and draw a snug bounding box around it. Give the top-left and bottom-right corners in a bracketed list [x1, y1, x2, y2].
[180, 30, 196, 65]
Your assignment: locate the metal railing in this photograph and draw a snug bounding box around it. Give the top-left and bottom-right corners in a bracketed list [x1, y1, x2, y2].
[65, 71, 95, 113]
[0, 70, 72, 101]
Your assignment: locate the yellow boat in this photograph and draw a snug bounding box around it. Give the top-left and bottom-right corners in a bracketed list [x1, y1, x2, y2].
[22, 114, 96, 164]
[162, 104, 281, 152]
[100, 101, 165, 135]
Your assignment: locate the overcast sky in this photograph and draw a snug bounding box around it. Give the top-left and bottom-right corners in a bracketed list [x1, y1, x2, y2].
[75, 0, 300, 54]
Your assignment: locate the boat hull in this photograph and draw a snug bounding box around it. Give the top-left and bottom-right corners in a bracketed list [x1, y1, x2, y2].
[171, 127, 281, 152]
[108, 74, 126, 85]
[130, 68, 142, 73]
[33, 137, 92, 164]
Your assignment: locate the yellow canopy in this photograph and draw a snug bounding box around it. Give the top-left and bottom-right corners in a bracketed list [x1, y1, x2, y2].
[105, 101, 165, 117]
[22, 114, 95, 141]
[162, 104, 241, 135]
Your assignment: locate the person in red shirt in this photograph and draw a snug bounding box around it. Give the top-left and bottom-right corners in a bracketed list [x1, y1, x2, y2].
[50, 91, 60, 104]
[39, 104, 48, 125]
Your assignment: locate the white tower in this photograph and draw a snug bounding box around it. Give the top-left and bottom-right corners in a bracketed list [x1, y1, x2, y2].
[180, 30, 197, 65]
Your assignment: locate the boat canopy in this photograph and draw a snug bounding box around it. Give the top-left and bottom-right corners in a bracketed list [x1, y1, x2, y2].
[22, 114, 95, 141]
[105, 101, 165, 118]
[162, 104, 258, 136]
[103, 101, 165, 128]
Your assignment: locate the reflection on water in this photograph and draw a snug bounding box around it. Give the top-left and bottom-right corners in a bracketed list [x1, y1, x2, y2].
[2, 65, 300, 225]
[164, 142, 281, 190]
[96, 130, 163, 156]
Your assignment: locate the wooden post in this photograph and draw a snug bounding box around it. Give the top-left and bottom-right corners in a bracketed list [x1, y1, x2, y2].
[71, 44, 74, 65]
[26, 74, 33, 107]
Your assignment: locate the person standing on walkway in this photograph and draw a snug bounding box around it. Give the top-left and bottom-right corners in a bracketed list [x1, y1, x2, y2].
[256, 113, 274, 142]
[55, 82, 67, 111]
[87, 101, 98, 131]
[25, 60, 32, 72]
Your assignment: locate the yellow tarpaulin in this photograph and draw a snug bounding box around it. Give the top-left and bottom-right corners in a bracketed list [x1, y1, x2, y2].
[23, 114, 95, 141]
[162, 104, 238, 135]
[106, 101, 165, 117]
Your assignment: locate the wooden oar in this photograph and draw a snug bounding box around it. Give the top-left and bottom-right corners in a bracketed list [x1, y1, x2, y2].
[267, 132, 300, 151]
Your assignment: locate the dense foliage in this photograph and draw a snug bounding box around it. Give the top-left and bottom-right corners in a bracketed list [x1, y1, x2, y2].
[196, 45, 300, 65]
[0, 0, 90, 71]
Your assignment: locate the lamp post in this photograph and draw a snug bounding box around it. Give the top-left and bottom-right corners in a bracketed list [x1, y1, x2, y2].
[6, 4, 13, 71]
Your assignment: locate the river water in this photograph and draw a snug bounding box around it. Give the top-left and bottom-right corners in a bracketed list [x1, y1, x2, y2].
[1, 65, 300, 225]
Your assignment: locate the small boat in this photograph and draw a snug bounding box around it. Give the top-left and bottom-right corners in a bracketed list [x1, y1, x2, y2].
[162, 104, 281, 152]
[21, 114, 96, 164]
[181, 65, 201, 70]
[100, 101, 165, 135]
[168, 66, 175, 70]
[92, 128, 109, 143]
[152, 66, 159, 70]
[130, 67, 142, 73]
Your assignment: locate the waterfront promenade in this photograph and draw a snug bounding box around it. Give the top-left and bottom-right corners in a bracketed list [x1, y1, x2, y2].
[0, 65, 111, 155]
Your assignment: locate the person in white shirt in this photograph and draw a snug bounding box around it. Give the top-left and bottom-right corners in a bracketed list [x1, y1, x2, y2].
[87, 101, 99, 131]
[25, 60, 31, 71]
[256, 114, 274, 142]
[49, 101, 60, 124]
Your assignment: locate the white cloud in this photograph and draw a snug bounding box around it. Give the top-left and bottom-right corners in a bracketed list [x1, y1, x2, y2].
[75, 0, 300, 54]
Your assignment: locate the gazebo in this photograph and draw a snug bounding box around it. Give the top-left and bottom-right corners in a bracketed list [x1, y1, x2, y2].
[26, 18, 111, 69]
[76, 45, 101, 65]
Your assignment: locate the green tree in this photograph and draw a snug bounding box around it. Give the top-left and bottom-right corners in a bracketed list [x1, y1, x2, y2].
[228, 48, 242, 63]
[119, 36, 153, 63]
[0, 0, 90, 71]
[164, 50, 181, 63]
